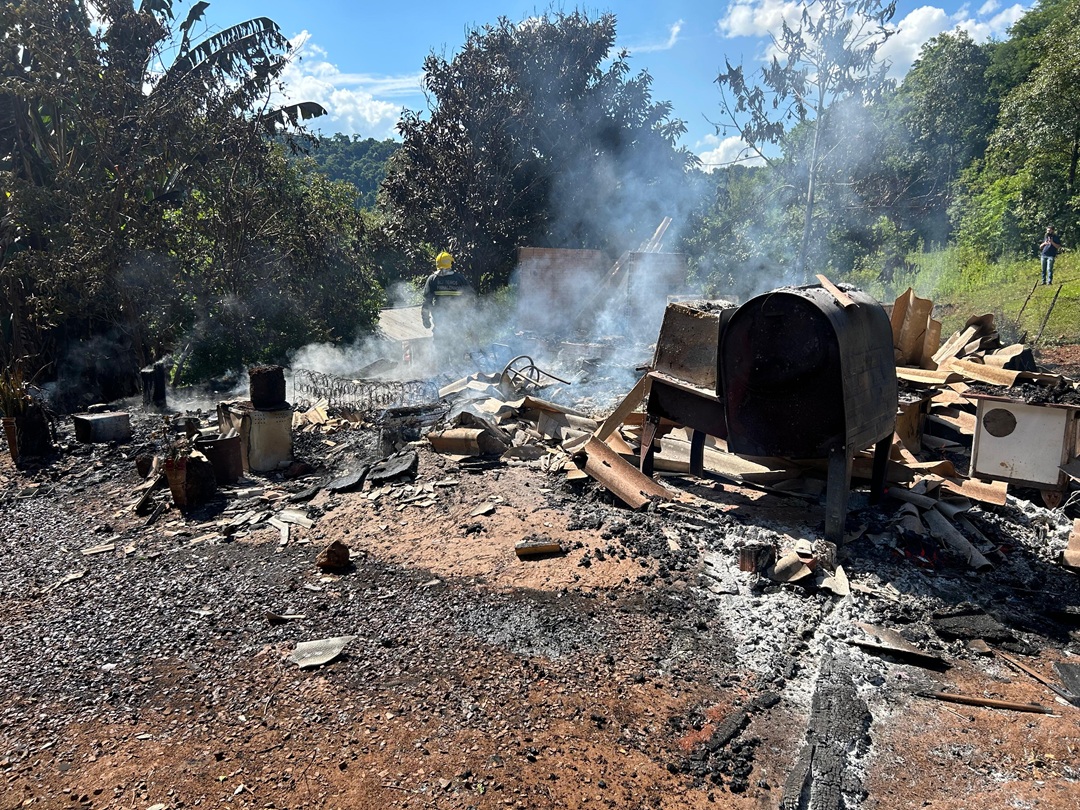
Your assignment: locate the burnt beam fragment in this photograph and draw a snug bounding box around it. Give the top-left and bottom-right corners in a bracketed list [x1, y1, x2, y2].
[781, 647, 871, 810]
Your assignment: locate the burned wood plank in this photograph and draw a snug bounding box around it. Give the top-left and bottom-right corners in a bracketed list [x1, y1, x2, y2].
[896, 366, 963, 385]
[995, 650, 1080, 706]
[941, 477, 1008, 506]
[853, 623, 949, 669]
[932, 325, 979, 367]
[781, 745, 813, 810]
[815, 274, 855, 308]
[917, 691, 1054, 714]
[781, 649, 871, 810]
[514, 536, 565, 558]
[946, 358, 1021, 387]
[132, 473, 166, 515]
[593, 375, 650, 442]
[277, 508, 314, 529]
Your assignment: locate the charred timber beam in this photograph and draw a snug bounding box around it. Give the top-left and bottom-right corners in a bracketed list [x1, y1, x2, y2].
[781, 648, 871, 810]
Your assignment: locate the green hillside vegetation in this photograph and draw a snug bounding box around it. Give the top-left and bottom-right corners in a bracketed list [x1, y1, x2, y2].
[853, 249, 1079, 346]
[294, 135, 400, 210]
[3, 0, 1080, 400]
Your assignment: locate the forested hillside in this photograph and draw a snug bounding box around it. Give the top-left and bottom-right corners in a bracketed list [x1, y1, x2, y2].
[295, 135, 399, 210]
[2, 0, 1078, 402]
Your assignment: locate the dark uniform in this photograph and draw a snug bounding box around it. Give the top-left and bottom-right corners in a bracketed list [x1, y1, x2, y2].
[421, 269, 473, 332]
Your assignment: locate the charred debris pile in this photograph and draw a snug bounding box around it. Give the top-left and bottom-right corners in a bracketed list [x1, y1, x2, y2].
[4, 279, 1080, 641]
[2, 278, 1080, 805]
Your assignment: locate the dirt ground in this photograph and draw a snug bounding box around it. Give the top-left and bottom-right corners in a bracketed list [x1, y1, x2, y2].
[1, 390, 1079, 810]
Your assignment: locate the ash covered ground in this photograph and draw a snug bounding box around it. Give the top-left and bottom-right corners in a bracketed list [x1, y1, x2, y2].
[1, 362, 1079, 810]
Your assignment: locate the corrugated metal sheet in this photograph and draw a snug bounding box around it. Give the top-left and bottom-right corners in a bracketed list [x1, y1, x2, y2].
[378, 306, 432, 343]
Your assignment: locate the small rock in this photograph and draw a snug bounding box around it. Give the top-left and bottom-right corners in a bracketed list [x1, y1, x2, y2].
[315, 540, 351, 572]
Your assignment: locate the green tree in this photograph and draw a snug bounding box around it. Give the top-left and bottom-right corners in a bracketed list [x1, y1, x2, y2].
[957, 0, 1080, 256]
[894, 31, 995, 244]
[985, 0, 1072, 104]
[679, 165, 793, 297]
[379, 11, 695, 292]
[0, 1, 365, 396]
[715, 0, 896, 279]
[296, 134, 399, 209]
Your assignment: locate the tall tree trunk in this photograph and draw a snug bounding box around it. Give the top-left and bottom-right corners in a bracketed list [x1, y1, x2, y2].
[1068, 125, 1079, 200]
[796, 114, 823, 284]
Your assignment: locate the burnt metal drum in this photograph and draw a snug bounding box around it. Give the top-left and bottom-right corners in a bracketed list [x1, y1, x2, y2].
[640, 284, 897, 544]
[720, 285, 897, 459]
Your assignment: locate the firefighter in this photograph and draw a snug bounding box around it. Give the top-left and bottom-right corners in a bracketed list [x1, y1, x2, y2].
[420, 251, 474, 339]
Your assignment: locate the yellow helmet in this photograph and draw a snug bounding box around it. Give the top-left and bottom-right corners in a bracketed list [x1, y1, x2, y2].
[435, 251, 453, 270]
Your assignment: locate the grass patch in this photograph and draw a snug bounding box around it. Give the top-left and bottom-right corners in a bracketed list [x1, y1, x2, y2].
[846, 247, 1080, 346]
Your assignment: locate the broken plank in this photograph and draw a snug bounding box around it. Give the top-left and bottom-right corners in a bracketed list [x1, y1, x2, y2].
[815, 273, 855, 307]
[656, 434, 798, 483]
[932, 325, 979, 367]
[897, 367, 963, 385]
[521, 396, 590, 418]
[277, 508, 315, 529]
[995, 650, 1080, 706]
[941, 477, 1008, 506]
[853, 622, 948, 668]
[917, 691, 1054, 714]
[593, 375, 651, 441]
[514, 538, 564, 558]
[945, 358, 1022, 387]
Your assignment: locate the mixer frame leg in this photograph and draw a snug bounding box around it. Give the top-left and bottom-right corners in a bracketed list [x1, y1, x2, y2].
[689, 429, 706, 477]
[869, 435, 890, 504]
[825, 445, 853, 544]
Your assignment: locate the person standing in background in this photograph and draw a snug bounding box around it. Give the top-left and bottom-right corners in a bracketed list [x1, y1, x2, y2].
[1040, 226, 1062, 285]
[421, 251, 475, 363]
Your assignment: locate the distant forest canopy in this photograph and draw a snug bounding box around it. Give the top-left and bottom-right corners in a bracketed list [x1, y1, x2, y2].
[1, 0, 1077, 403]
[292, 135, 400, 210]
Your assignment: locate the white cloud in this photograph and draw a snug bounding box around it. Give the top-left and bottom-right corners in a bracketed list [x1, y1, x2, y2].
[955, 3, 1029, 41]
[716, 0, 1033, 78]
[717, 0, 803, 38]
[878, 6, 952, 75]
[279, 31, 425, 138]
[695, 133, 766, 171]
[632, 20, 684, 53]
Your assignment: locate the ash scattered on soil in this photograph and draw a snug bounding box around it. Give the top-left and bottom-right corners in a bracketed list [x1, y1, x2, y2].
[1, 400, 1079, 808]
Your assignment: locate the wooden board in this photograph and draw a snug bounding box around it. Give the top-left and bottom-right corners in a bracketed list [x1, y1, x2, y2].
[1064, 519, 1080, 571]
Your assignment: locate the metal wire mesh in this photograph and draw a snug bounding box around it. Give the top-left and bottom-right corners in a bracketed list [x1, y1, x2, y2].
[293, 369, 440, 413]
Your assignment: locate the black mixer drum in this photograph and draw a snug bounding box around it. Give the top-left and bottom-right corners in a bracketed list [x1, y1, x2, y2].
[720, 285, 897, 459]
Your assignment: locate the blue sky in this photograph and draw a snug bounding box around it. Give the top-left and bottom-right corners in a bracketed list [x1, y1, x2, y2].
[200, 0, 1032, 166]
